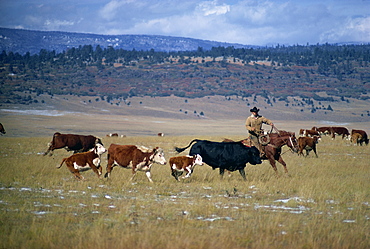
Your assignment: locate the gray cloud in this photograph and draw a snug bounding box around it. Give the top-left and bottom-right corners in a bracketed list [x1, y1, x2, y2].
[0, 0, 369, 45]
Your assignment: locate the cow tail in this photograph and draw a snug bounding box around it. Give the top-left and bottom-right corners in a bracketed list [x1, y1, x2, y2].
[57, 158, 67, 168]
[175, 139, 200, 153]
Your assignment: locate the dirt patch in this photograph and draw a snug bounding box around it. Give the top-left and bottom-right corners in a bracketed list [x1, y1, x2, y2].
[1, 95, 369, 137]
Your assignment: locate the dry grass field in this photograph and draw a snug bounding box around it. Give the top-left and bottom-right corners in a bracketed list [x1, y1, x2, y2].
[0, 134, 369, 249]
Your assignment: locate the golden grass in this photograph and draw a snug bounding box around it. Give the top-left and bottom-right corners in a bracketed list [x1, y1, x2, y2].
[0, 136, 369, 249]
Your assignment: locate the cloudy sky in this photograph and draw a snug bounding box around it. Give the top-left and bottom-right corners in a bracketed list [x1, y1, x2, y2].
[0, 0, 369, 45]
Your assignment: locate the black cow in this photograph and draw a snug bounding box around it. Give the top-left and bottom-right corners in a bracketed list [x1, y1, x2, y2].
[44, 132, 103, 156]
[0, 123, 5, 135]
[175, 139, 262, 180]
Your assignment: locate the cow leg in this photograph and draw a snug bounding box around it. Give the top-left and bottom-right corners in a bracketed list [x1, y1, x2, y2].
[305, 150, 310, 157]
[183, 166, 193, 179]
[104, 162, 114, 178]
[313, 147, 318, 158]
[44, 146, 53, 156]
[219, 168, 225, 179]
[298, 148, 304, 156]
[70, 169, 84, 180]
[130, 168, 137, 181]
[171, 170, 180, 181]
[145, 171, 153, 183]
[238, 169, 247, 181]
[90, 165, 102, 178]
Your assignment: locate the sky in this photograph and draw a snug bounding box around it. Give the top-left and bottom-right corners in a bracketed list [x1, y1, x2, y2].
[0, 0, 369, 46]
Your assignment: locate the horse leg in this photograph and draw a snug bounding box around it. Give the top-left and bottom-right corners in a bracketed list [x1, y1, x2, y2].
[265, 147, 279, 177]
[267, 157, 279, 177]
[277, 156, 290, 176]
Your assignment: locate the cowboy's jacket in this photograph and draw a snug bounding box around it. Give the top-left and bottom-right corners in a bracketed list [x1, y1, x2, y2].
[245, 114, 272, 136]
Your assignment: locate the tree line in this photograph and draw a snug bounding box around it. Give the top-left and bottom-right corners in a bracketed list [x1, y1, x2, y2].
[1, 43, 370, 72]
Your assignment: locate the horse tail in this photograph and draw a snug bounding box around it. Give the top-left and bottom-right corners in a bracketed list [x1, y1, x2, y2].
[175, 139, 201, 153]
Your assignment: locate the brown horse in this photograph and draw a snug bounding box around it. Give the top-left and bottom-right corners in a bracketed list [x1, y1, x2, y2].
[263, 131, 298, 177]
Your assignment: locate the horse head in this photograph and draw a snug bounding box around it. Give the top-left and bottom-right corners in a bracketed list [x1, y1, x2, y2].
[268, 131, 299, 152]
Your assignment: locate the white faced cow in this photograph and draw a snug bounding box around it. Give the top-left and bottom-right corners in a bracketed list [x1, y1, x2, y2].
[169, 154, 203, 181]
[104, 144, 167, 183]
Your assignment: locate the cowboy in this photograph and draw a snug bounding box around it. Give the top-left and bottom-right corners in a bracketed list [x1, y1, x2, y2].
[245, 107, 274, 158]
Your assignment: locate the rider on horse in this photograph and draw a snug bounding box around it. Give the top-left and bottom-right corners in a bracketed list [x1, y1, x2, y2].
[245, 106, 274, 159]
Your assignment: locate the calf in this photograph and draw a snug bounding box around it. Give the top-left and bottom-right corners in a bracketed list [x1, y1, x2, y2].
[351, 129, 369, 145]
[351, 133, 363, 146]
[298, 136, 319, 157]
[57, 143, 107, 180]
[105, 144, 167, 183]
[169, 154, 203, 181]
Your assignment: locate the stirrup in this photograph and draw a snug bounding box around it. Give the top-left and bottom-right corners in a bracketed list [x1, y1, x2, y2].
[260, 153, 267, 159]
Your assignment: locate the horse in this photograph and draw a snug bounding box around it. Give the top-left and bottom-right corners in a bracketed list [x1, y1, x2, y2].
[261, 130, 299, 177]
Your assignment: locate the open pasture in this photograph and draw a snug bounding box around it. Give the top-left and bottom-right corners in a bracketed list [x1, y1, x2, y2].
[0, 135, 369, 249]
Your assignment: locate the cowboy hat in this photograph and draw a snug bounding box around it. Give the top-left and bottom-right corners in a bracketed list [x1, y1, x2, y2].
[250, 107, 260, 113]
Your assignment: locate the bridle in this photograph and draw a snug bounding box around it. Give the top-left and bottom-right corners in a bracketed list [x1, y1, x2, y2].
[267, 125, 298, 153]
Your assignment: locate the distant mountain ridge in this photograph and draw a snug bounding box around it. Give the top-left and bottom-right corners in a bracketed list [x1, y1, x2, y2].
[0, 27, 257, 55]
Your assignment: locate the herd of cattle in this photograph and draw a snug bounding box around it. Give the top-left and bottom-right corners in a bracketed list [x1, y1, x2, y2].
[44, 132, 261, 181]
[297, 126, 368, 157]
[0, 121, 368, 181]
[39, 125, 368, 182]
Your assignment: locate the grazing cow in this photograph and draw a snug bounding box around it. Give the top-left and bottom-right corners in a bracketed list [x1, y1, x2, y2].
[106, 133, 119, 137]
[351, 133, 363, 146]
[175, 139, 262, 180]
[298, 136, 319, 157]
[300, 129, 321, 139]
[105, 144, 167, 183]
[57, 143, 107, 180]
[0, 123, 5, 135]
[169, 154, 203, 181]
[351, 129, 369, 145]
[330, 127, 350, 139]
[157, 133, 165, 137]
[312, 126, 332, 136]
[44, 132, 103, 156]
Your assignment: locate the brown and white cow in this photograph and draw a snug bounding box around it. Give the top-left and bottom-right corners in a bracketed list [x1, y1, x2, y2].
[104, 144, 167, 183]
[0, 123, 5, 135]
[300, 129, 321, 139]
[312, 126, 332, 136]
[330, 127, 350, 140]
[351, 129, 369, 145]
[106, 133, 119, 137]
[57, 143, 107, 180]
[298, 136, 319, 157]
[351, 133, 363, 146]
[44, 132, 103, 156]
[157, 133, 165, 137]
[169, 154, 203, 181]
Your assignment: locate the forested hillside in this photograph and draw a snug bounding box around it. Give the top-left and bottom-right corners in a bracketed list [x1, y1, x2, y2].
[1, 44, 370, 107]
